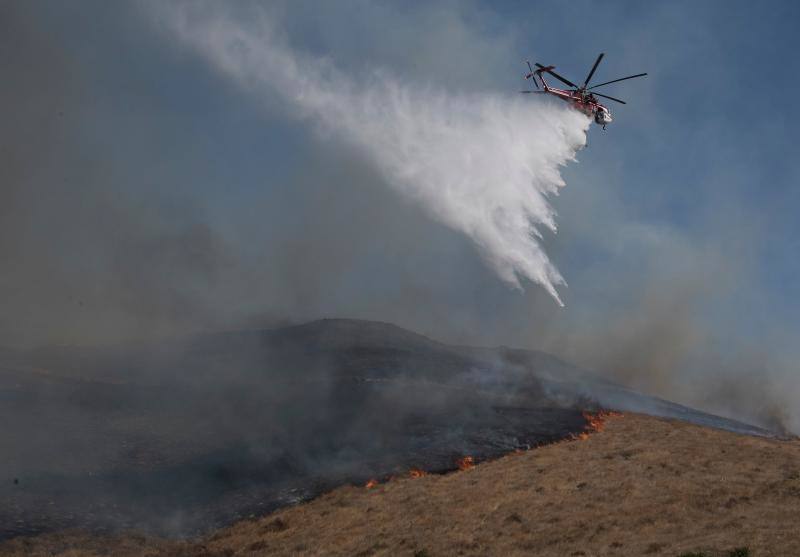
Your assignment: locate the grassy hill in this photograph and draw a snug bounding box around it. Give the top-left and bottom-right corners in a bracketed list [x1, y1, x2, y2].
[0, 319, 781, 548]
[2, 413, 797, 556]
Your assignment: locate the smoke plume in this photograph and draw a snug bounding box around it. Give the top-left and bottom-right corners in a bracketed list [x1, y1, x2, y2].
[157, 3, 590, 305]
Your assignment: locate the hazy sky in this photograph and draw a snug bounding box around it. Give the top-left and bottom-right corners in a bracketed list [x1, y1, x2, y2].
[2, 1, 798, 426]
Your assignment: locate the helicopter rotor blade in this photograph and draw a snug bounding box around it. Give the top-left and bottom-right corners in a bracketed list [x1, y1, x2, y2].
[593, 92, 627, 104]
[582, 53, 604, 89]
[589, 73, 647, 89]
[525, 61, 540, 90]
[535, 63, 578, 88]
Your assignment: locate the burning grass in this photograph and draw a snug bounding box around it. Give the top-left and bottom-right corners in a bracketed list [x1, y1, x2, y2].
[363, 410, 622, 490]
[456, 456, 475, 471]
[574, 410, 624, 440]
[365, 468, 427, 489]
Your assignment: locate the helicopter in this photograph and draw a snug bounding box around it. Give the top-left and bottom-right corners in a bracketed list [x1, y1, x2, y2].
[522, 53, 646, 129]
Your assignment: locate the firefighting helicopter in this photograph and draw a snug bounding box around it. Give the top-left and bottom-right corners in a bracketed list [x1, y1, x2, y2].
[521, 53, 646, 129]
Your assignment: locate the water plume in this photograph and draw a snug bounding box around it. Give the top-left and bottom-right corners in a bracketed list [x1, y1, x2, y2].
[157, 3, 590, 304]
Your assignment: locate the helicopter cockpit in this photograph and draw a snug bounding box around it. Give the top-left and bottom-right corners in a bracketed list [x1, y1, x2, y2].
[594, 107, 612, 126]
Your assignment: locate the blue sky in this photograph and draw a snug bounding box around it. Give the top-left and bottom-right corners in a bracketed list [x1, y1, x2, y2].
[3, 1, 798, 426]
[532, 1, 800, 339]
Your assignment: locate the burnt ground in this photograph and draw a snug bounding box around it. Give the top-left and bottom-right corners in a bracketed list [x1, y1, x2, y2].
[0, 319, 775, 543]
[3, 413, 799, 557]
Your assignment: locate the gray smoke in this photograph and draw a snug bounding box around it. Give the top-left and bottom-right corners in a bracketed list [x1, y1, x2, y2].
[0, 2, 233, 347]
[0, 0, 796, 436]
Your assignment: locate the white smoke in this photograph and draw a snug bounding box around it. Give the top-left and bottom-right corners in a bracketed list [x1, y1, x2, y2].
[156, 4, 590, 305]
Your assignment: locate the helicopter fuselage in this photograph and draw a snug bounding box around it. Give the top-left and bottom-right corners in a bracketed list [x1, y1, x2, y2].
[540, 85, 613, 127]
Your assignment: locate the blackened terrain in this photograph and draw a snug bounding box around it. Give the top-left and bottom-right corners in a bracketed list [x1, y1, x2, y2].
[0, 319, 771, 540]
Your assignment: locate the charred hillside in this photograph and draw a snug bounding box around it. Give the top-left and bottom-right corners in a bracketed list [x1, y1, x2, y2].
[0, 319, 773, 540]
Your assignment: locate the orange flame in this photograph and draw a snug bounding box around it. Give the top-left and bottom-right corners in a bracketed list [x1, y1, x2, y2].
[456, 456, 475, 471]
[409, 468, 426, 478]
[577, 410, 623, 440]
[365, 479, 378, 489]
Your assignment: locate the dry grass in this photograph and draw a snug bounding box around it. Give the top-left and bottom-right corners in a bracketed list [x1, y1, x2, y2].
[3, 414, 800, 556]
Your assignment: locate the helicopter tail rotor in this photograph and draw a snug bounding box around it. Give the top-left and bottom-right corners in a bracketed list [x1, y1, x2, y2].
[524, 61, 540, 90]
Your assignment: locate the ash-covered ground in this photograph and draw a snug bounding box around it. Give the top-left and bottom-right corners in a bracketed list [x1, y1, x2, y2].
[0, 319, 772, 541]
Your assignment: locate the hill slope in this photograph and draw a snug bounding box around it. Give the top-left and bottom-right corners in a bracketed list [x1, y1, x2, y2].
[3, 413, 798, 556]
[0, 319, 776, 542]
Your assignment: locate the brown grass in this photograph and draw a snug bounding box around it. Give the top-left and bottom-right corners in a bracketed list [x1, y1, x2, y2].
[3, 413, 800, 556]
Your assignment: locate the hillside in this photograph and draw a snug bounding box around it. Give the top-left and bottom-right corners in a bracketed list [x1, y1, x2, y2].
[0, 319, 777, 543]
[3, 413, 798, 556]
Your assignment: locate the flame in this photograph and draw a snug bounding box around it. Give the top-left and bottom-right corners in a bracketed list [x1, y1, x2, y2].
[577, 410, 623, 440]
[456, 456, 475, 471]
[364, 411, 621, 489]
